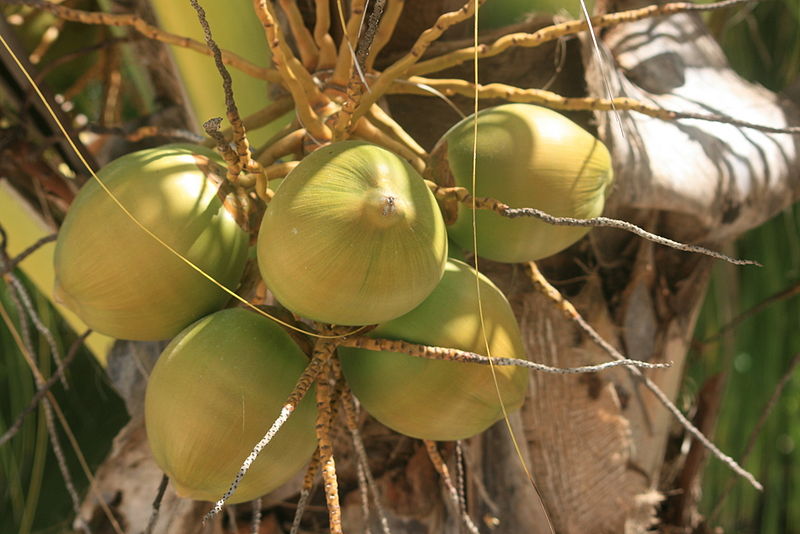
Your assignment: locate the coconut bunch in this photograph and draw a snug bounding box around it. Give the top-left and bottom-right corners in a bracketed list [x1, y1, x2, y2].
[52, 103, 612, 504]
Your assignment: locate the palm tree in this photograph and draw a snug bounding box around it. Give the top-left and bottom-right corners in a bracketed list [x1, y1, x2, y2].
[1, 1, 798, 532]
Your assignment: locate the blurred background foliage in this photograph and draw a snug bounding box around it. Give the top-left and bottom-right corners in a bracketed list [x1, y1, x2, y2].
[688, 0, 800, 532]
[0, 274, 127, 534]
[0, 0, 798, 533]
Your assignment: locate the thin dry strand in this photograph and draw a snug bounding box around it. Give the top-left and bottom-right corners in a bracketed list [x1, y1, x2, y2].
[290, 449, 321, 534]
[0, 329, 90, 448]
[0, 231, 57, 276]
[189, 0, 255, 171]
[364, 0, 405, 71]
[357, 0, 387, 70]
[340, 383, 392, 534]
[42, 397, 88, 533]
[202, 338, 335, 522]
[144, 474, 170, 534]
[201, 96, 295, 148]
[526, 262, 764, 491]
[9, 0, 280, 82]
[250, 497, 263, 534]
[86, 124, 205, 144]
[353, 0, 487, 123]
[331, 0, 385, 137]
[338, 336, 670, 373]
[408, 0, 755, 76]
[424, 441, 480, 534]
[340, 388, 372, 532]
[425, 181, 760, 266]
[6, 275, 66, 386]
[395, 77, 800, 135]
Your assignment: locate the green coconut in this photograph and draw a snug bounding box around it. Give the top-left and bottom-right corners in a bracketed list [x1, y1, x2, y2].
[339, 258, 528, 441]
[53, 144, 249, 340]
[430, 103, 613, 263]
[257, 141, 448, 326]
[144, 307, 318, 503]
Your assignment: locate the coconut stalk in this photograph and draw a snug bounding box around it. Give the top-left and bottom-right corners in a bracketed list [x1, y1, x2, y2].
[147, 0, 283, 145]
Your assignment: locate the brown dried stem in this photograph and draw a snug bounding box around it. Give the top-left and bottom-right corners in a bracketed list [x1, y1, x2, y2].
[203, 117, 243, 183]
[425, 181, 761, 266]
[201, 96, 295, 148]
[278, 0, 320, 69]
[336, 0, 391, 137]
[253, 0, 332, 142]
[424, 440, 480, 534]
[394, 76, 800, 135]
[315, 345, 343, 534]
[356, 0, 387, 71]
[339, 336, 670, 373]
[408, 0, 755, 76]
[353, 0, 486, 124]
[203, 338, 335, 522]
[364, 0, 405, 72]
[526, 262, 764, 492]
[8, 0, 280, 82]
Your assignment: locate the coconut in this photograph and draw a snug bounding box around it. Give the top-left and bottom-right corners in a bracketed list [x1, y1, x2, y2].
[257, 141, 448, 325]
[338, 259, 528, 441]
[429, 103, 613, 263]
[53, 144, 249, 340]
[144, 307, 318, 503]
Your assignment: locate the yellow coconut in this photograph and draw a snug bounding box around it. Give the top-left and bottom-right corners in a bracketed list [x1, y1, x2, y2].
[54, 144, 249, 340]
[339, 259, 528, 440]
[144, 307, 318, 503]
[257, 141, 447, 325]
[429, 103, 613, 263]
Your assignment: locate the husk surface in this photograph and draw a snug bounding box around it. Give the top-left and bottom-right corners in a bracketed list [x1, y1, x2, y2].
[258, 141, 447, 325]
[54, 144, 249, 340]
[339, 259, 528, 441]
[144, 307, 318, 503]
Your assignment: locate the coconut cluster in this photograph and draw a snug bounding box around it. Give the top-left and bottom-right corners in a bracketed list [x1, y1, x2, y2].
[53, 104, 612, 503]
